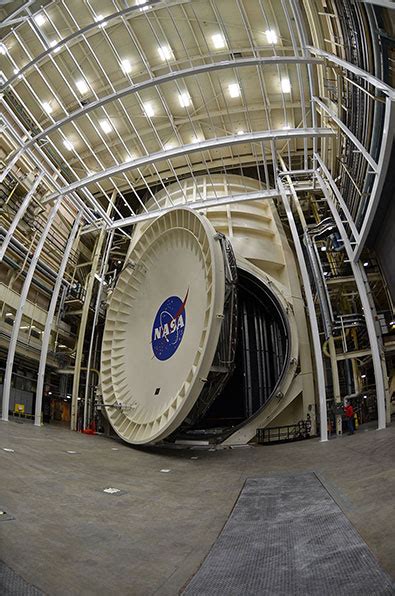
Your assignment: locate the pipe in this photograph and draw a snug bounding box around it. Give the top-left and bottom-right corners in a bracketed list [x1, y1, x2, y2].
[0, 226, 68, 286]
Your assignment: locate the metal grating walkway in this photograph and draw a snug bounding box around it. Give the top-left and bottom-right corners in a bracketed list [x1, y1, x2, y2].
[0, 561, 44, 596]
[183, 473, 394, 595]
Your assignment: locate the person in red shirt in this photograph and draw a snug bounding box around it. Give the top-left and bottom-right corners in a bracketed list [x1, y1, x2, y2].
[344, 401, 354, 435]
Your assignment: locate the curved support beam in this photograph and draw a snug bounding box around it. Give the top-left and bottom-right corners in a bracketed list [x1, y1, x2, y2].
[45, 127, 334, 201]
[314, 96, 378, 172]
[7, 56, 323, 158]
[307, 46, 395, 99]
[1, 0, 176, 91]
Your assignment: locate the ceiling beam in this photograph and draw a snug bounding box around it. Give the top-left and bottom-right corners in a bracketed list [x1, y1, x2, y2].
[45, 127, 335, 200]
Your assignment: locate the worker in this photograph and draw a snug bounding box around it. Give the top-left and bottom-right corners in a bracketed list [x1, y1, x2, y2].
[344, 401, 354, 435]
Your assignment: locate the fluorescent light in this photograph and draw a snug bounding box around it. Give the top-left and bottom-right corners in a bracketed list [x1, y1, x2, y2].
[143, 102, 155, 117]
[137, 0, 149, 9]
[34, 14, 46, 27]
[179, 92, 191, 107]
[5, 313, 13, 317]
[42, 102, 53, 114]
[212, 33, 226, 49]
[0, 43, 7, 55]
[281, 78, 291, 93]
[228, 83, 240, 98]
[95, 14, 107, 27]
[76, 79, 89, 94]
[49, 40, 61, 53]
[121, 59, 132, 74]
[99, 119, 113, 134]
[63, 139, 74, 151]
[265, 29, 278, 44]
[158, 45, 172, 61]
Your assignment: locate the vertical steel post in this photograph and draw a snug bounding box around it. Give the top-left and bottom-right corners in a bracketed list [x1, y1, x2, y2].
[315, 170, 388, 429]
[1, 198, 62, 421]
[70, 191, 116, 431]
[35, 212, 82, 426]
[277, 177, 328, 441]
[83, 229, 114, 429]
[0, 172, 44, 262]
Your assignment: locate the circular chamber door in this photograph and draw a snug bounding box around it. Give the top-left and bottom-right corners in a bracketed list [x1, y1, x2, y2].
[101, 208, 226, 444]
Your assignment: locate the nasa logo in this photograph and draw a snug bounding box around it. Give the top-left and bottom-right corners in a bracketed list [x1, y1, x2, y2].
[151, 290, 188, 361]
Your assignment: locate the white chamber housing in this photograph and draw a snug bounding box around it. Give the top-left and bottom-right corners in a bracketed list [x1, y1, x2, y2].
[101, 175, 315, 445]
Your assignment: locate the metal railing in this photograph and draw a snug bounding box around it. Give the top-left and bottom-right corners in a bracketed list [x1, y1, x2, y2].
[257, 420, 312, 445]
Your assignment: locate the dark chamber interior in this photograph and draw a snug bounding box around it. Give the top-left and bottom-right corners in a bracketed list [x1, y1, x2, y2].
[174, 269, 290, 441]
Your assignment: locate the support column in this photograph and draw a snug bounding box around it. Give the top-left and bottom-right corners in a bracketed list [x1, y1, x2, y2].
[1, 198, 62, 421]
[315, 170, 388, 429]
[277, 177, 328, 441]
[328, 336, 342, 435]
[83, 229, 114, 430]
[35, 212, 82, 426]
[70, 191, 116, 431]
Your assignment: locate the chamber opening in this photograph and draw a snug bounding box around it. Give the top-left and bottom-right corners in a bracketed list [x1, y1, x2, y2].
[172, 268, 290, 441]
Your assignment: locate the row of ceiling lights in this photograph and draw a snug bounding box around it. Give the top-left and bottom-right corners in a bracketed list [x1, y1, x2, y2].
[40, 74, 291, 115]
[0, 28, 279, 59]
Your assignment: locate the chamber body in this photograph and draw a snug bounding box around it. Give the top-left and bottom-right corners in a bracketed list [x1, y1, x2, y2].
[101, 175, 315, 444]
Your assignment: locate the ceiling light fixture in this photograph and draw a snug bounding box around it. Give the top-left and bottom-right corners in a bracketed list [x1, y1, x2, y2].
[13, 68, 23, 80]
[237, 130, 244, 135]
[228, 83, 240, 98]
[363, 261, 369, 267]
[320, 246, 327, 252]
[95, 14, 107, 27]
[212, 33, 226, 49]
[281, 78, 291, 93]
[265, 30, 278, 44]
[0, 43, 7, 55]
[63, 139, 74, 151]
[34, 14, 46, 27]
[158, 45, 172, 61]
[76, 79, 89, 94]
[179, 92, 191, 107]
[49, 39, 61, 53]
[136, 0, 149, 8]
[42, 102, 53, 114]
[99, 119, 113, 134]
[121, 59, 132, 74]
[143, 102, 155, 117]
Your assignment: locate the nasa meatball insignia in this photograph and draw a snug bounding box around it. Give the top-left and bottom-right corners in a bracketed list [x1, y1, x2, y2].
[151, 289, 188, 361]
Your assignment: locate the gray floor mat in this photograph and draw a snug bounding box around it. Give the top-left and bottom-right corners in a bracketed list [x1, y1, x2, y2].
[183, 472, 394, 596]
[0, 561, 44, 595]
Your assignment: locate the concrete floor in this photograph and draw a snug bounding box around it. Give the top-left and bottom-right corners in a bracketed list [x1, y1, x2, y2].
[0, 420, 394, 596]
